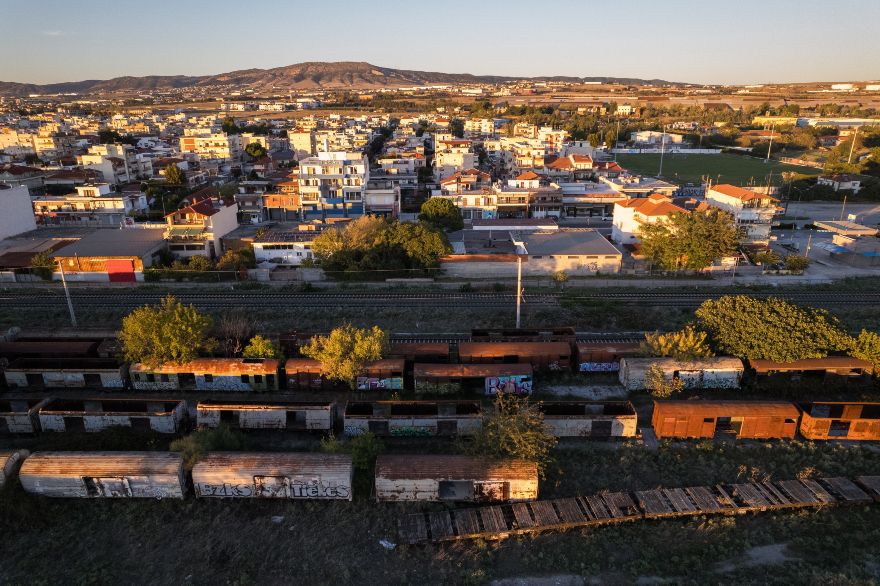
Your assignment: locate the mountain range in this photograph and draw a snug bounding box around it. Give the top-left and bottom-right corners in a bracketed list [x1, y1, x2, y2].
[0, 61, 681, 96]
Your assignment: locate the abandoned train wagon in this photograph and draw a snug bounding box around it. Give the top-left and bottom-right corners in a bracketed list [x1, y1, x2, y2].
[285, 359, 405, 391]
[458, 342, 572, 371]
[37, 398, 187, 433]
[799, 402, 880, 441]
[0, 450, 29, 488]
[375, 454, 538, 502]
[196, 399, 335, 431]
[575, 342, 641, 373]
[3, 358, 127, 389]
[413, 363, 533, 395]
[750, 357, 874, 387]
[652, 401, 801, 440]
[539, 401, 638, 438]
[130, 358, 281, 391]
[192, 452, 353, 500]
[388, 342, 451, 363]
[619, 357, 745, 391]
[19, 451, 186, 498]
[470, 327, 577, 343]
[0, 398, 50, 434]
[343, 400, 482, 437]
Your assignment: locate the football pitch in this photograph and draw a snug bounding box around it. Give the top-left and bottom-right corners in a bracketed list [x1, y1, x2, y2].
[614, 153, 822, 186]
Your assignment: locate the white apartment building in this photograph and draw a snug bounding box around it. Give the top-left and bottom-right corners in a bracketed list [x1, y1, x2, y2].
[288, 130, 315, 159]
[705, 184, 778, 244]
[0, 185, 37, 239]
[298, 151, 369, 219]
[165, 197, 239, 259]
[179, 129, 242, 161]
[32, 183, 148, 227]
[611, 194, 689, 245]
[77, 143, 154, 185]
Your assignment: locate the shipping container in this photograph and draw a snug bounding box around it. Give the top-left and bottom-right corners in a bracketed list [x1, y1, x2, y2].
[284, 358, 405, 391]
[413, 363, 533, 395]
[375, 454, 538, 502]
[0, 450, 29, 488]
[458, 342, 572, 371]
[750, 357, 874, 387]
[37, 398, 186, 433]
[539, 401, 638, 438]
[192, 452, 353, 500]
[575, 342, 641, 373]
[0, 398, 49, 434]
[343, 400, 482, 437]
[130, 358, 281, 391]
[619, 357, 744, 391]
[19, 451, 186, 498]
[799, 402, 880, 440]
[4, 358, 128, 389]
[652, 401, 800, 440]
[196, 399, 335, 431]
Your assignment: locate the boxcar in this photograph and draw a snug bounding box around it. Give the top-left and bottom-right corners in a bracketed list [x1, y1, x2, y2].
[375, 454, 538, 502]
[196, 399, 335, 431]
[3, 358, 127, 389]
[0, 398, 49, 434]
[343, 400, 482, 437]
[575, 342, 641, 373]
[37, 398, 186, 433]
[413, 363, 533, 395]
[130, 358, 281, 392]
[539, 401, 638, 438]
[192, 452, 353, 500]
[750, 357, 874, 387]
[388, 342, 450, 363]
[19, 451, 186, 499]
[652, 400, 800, 440]
[470, 327, 576, 343]
[619, 357, 744, 391]
[0, 450, 29, 488]
[799, 402, 880, 441]
[284, 358, 405, 391]
[458, 342, 571, 371]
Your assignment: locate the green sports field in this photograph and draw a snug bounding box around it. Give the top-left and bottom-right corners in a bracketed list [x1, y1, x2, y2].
[614, 153, 821, 186]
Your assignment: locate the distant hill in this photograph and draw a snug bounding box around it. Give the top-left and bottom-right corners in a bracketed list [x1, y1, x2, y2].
[0, 61, 682, 96]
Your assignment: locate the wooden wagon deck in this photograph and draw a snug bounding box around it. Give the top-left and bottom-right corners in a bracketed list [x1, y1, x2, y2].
[398, 475, 879, 544]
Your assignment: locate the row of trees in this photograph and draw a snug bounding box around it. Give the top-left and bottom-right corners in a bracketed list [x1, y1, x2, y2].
[144, 248, 255, 282]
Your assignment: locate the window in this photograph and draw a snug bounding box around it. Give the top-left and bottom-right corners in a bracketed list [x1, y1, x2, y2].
[254, 375, 263, 384]
[160, 374, 169, 383]
[204, 374, 213, 383]
[146, 374, 155, 382]
[241, 374, 249, 383]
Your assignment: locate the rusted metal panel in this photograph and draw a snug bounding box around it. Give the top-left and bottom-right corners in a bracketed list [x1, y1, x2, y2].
[285, 358, 404, 391]
[0, 450, 29, 488]
[0, 398, 49, 434]
[750, 357, 873, 375]
[343, 400, 482, 437]
[19, 451, 186, 499]
[471, 327, 576, 343]
[37, 398, 186, 433]
[414, 363, 533, 396]
[131, 358, 280, 391]
[799, 402, 880, 440]
[192, 452, 353, 500]
[196, 400, 334, 431]
[651, 401, 800, 439]
[458, 342, 572, 371]
[575, 342, 641, 372]
[388, 342, 450, 362]
[539, 401, 637, 438]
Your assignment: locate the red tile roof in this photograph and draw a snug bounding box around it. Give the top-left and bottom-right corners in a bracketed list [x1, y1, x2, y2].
[710, 184, 778, 202]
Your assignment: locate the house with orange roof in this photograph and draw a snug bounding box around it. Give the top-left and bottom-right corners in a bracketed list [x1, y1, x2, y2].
[611, 194, 690, 245]
[705, 184, 778, 243]
[164, 197, 239, 259]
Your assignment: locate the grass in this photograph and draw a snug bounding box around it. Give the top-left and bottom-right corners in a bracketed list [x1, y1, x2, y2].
[615, 153, 822, 186]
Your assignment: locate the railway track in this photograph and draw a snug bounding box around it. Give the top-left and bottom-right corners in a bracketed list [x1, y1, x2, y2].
[2, 290, 879, 309]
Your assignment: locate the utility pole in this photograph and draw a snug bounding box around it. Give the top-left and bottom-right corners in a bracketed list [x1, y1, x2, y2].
[515, 256, 522, 328]
[658, 126, 666, 178]
[805, 233, 812, 258]
[57, 259, 77, 328]
[613, 119, 620, 161]
[765, 123, 775, 162]
[839, 192, 848, 221]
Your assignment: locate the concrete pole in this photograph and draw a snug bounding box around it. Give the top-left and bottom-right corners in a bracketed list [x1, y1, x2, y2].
[57, 259, 77, 328]
[515, 256, 522, 329]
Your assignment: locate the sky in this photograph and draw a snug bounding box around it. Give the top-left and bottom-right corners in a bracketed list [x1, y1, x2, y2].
[2, 0, 879, 86]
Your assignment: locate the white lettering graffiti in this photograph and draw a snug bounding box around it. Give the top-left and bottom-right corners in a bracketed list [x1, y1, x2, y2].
[485, 375, 533, 396]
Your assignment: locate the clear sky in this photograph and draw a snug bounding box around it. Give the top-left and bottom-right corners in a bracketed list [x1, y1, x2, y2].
[3, 0, 878, 85]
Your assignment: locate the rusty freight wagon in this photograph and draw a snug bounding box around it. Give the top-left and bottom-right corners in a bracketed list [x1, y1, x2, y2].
[375, 454, 538, 502]
[130, 358, 281, 391]
[343, 400, 482, 437]
[388, 342, 451, 363]
[575, 342, 641, 373]
[0, 450, 28, 488]
[0, 398, 49, 434]
[471, 327, 576, 343]
[799, 402, 880, 440]
[619, 357, 744, 391]
[458, 342, 572, 371]
[413, 363, 533, 395]
[652, 401, 801, 440]
[37, 398, 186, 433]
[284, 358, 405, 391]
[3, 358, 127, 389]
[0, 338, 100, 360]
[192, 452, 353, 500]
[750, 357, 874, 387]
[19, 451, 186, 498]
[196, 399, 335, 431]
[539, 401, 638, 438]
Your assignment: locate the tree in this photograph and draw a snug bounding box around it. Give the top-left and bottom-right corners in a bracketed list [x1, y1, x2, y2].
[216, 248, 256, 271]
[784, 255, 810, 273]
[119, 295, 215, 367]
[753, 250, 781, 266]
[213, 311, 254, 357]
[418, 198, 464, 231]
[164, 163, 185, 186]
[694, 295, 851, 362]
[645, 363, 685, 398]
[638, 208, 740, 272]
[449, 118, 465, 138]
[187, 255, 213, 272]
[300, 324, 389, 389]
[642, 325, 713, 361]
[551, 270, 569, 290]
[171, 425, 247, 471]
[244, 142, 267, 159]
[242, 335, 281, 359]
[464, 393, 557, 478]
[30, 252, 55, 280]
[847, 329, 880, 373]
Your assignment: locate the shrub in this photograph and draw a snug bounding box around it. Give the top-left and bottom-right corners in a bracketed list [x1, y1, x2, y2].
[170, 424, 248, 470]
[645, 363, 685, 398]
[784, 255, 810, 272]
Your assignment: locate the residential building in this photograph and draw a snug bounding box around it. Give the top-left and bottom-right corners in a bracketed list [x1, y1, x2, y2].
[600, 175, 678, 198]
[298, 151, 369, 219]
[77, 143, 154, 185]
[179, 129, 242, 161]
[0, 185, 37, 239]
[705, 184, 778, 244]
[252, 227, 328, 266]
[611, 193, 689, 245]
[0, 164, 46, 190]
[165, 197, 239, 258]
[50, 229, 167, 282]
[512, 229, 622, 275]
[32, 184, 147, 227]
[817, 174, 862, 194]
[543, 154, 594, 181]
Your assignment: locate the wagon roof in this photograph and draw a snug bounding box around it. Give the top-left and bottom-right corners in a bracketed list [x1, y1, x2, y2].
[622, 357, 744, 370]
[197, 400, 334, 410]
[413, 363, 533, 377]
[653, 400, 800, 418]
[388, 342, 450, 353]
[284, 358, 404, 370]
[749, 356, 874, 374]
[19, 451, 183, 476]
[458, 342, 572, 355]
[130, 358, 280, 375]
[192, 452, 352, 476]
[376, 455, 537, 480]
[575, 342, 641, 353]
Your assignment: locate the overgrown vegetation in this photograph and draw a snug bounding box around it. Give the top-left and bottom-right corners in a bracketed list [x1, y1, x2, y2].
[645, 362, 685, 398]
[242, 335, 282, 359]
[300, 323, 389, 389]
[169, 424, 248, 470]
[119, 295, 215, 367]
[642, 324, 713, 360]
[639, 208, 740, 271]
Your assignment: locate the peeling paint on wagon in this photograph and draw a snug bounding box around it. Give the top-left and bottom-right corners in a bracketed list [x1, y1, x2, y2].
[539, 401, 638, 438]
[4, 358, 127, 389]
[19, 451, 186, 499]
[130, 358, 281, 392]
[619, 357, 744, 391]
[196, 400, 334, 431]
[192, 452, 353, 500]
[0, 398, 50, 434]
[37, 398, 186, 433]
[413, 363, 533, 395]
[343, 400, 482, 437]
